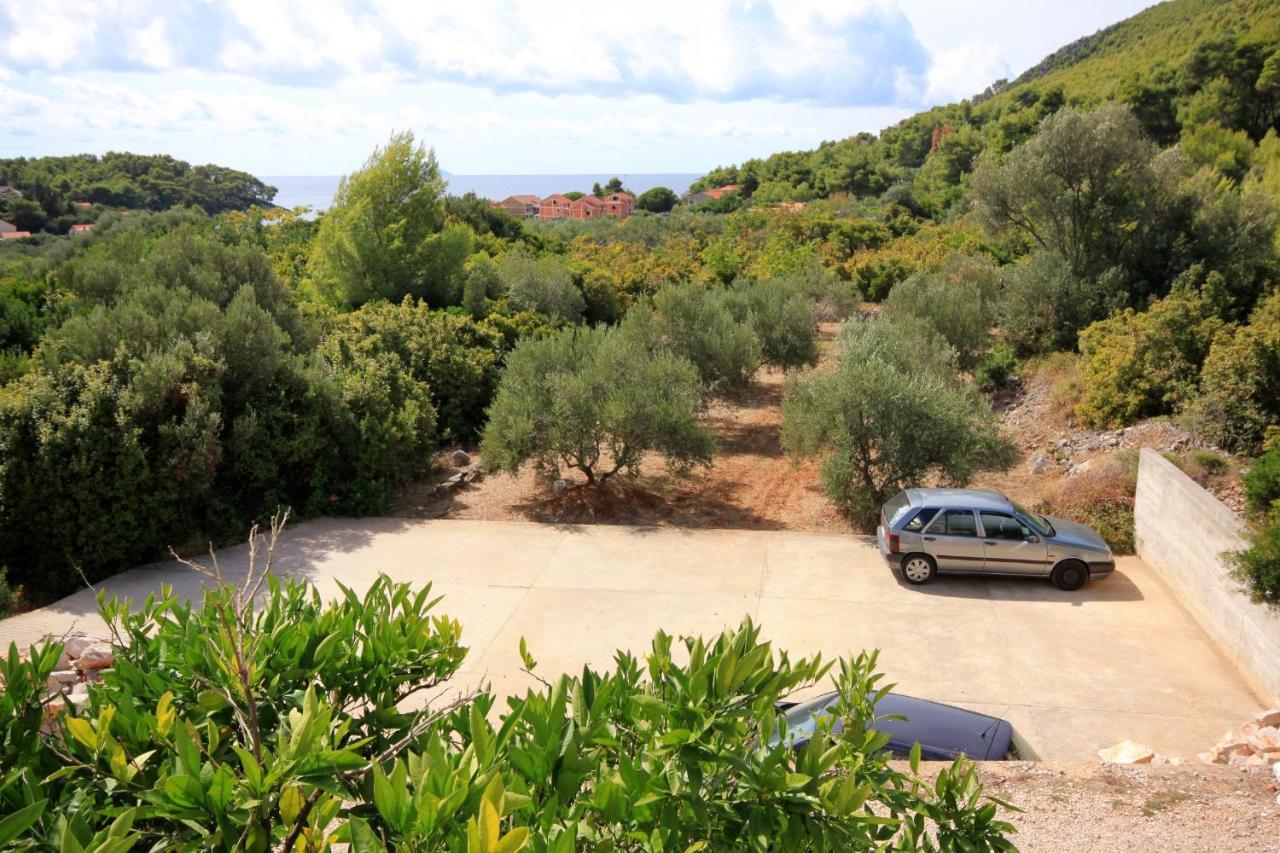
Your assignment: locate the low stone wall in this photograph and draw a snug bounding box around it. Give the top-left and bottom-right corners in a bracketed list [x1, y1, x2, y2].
[1135, 448, 1280, 701]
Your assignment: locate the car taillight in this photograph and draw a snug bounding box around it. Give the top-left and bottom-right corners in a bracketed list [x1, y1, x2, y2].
[888, 533, 900, 554]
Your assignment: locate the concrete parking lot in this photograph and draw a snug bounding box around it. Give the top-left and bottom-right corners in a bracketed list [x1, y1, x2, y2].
[1, 518, 1261, 760]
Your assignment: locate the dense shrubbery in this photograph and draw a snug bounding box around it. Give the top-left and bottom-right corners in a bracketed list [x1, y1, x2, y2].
[0, 548, 1017, 849]
[1076, 290, 1225, 428]
[883, 255, 997, 367]
[1233, 445, 1280, 605]
[782, 316, 1014, 526]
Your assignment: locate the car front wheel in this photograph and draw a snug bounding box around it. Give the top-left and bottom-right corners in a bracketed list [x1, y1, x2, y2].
[1051, 560, 1088, 591]
[901, 554, 936, 585]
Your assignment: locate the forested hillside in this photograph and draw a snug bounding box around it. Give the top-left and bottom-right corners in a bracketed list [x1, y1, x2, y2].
[0, 153, 276, 233]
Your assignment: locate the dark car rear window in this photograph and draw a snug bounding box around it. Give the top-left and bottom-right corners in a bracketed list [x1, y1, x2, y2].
[902, 507, 939, 532]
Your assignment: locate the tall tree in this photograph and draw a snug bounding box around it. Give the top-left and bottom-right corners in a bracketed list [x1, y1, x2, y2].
[307, 132, 448, 308]
[968, 105, 1158, 277]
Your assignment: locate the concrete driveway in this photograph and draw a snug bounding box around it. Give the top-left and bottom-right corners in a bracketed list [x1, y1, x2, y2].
[0, 518, 1261, 761]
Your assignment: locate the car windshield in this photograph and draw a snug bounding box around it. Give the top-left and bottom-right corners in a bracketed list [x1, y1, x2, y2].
[775, 693, 841, 745]
[1012, 502, 1055, 536]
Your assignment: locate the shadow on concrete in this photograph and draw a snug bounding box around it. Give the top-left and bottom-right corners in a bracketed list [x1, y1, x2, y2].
[892, 567, 1146, 603]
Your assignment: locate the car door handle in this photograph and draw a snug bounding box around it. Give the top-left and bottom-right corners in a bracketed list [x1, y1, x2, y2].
[984, 540, 997, 546]
[923, 536, 936, 541]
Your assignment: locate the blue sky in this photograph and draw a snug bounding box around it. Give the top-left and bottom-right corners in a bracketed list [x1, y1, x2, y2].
[0, 1, 1156, 177]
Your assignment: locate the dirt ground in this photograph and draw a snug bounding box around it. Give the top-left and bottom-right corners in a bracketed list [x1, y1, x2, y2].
[391, 328, 1240, 532]
[391, 364, 855, 532]
[927, 761, 1280, 852]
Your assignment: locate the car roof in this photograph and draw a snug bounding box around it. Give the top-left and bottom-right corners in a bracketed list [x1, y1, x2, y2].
[905, 488, 1014, 512]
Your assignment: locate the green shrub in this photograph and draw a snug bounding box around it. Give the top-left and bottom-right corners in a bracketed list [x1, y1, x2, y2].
[998, 250, 1113, 355]
[481, 325, 714, 485]
[1228, 517, 1280, 606]
[497, 249, 584, 322]
[883, 255, 997, 367]
[1185, 289, 1280, 454]
[624, 281, 763, 397]
[1243, 445, 1280, 516]
[732, 274, 819, 369]
[783, 315, 1014, 526]
[1076, 292, 1224, 428]
[1, 550, 1018, 849]
[975, 344, 1020, 391]
[0, 567, 13, 617]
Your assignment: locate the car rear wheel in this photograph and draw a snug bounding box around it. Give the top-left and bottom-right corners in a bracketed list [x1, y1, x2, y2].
[901, 554, 936, 585]
[1051, 560, 1088, 591]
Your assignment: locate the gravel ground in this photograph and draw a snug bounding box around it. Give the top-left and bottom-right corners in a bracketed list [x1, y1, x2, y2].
[921, 761, 1280, 852]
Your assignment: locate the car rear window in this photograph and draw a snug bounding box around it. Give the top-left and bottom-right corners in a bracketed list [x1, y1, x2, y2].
[883, 491, 914, 526]
[903, 507, 939, 532]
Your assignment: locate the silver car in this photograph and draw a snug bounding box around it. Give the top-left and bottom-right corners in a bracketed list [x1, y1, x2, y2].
[876, 488, 1114, 591]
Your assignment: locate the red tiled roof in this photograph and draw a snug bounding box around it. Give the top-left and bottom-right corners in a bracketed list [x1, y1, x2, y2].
[1, 231, 32, 239]
[70, 223, 94, 232]
[542, 194, 573, 204]
[575, 195, 604, 208]
[509, 194, 540, 204]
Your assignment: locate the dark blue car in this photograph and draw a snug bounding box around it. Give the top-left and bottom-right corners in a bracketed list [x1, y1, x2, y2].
[773, 691, 1014, 760]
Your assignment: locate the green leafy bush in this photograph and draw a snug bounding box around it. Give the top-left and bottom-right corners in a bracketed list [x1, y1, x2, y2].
[1229, 517, 1280, 606]
[1076, 291, 1224, 428]
[997, 250, 1114, 355]
[1, 539, 1019, 849]
[481, 325, 714, 485]
[975, 344, 1020, 391]
[1243, 445, 1280, 516]
[783, 315, 1014, 526]
[1186, 289, 1280, 454]
[497, 249, 584, 322]
[624, 281, 763, 397]
[883, 255, 997, 367]
[732, 273, 819, 369]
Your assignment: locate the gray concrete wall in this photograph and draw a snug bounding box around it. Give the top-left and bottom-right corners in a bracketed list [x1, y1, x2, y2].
[1135, 448, 1280, 701]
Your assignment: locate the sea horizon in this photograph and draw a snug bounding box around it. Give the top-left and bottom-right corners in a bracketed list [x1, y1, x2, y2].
[262, 173, 703, 211]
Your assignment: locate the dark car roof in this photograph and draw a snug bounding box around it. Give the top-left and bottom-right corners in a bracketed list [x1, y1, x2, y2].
[905, 488, 1014, 513]
[779, 691, 1013, 760]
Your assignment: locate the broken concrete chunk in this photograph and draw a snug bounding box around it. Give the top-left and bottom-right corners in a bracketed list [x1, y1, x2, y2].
[75, 642, 115, 671]
[1098, 740, 1155, 764]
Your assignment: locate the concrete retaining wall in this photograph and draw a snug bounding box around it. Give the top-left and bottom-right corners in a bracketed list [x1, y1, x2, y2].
[1135, 448, 1280, 701]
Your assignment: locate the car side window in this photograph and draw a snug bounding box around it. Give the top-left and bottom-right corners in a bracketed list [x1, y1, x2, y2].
[980, 511, 1031, 541]
[903, 507, 939, 532]
[926, 509, 978, 537]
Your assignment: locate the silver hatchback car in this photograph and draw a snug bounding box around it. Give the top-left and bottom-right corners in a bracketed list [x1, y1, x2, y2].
[876, 488, 1114, 591]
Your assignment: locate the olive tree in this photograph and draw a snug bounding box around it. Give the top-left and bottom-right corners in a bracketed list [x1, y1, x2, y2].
[882, 255, 998, 368]
[970, 104, 1157, 278]
[496, 249, 584, 323]
[783, 316, 1014, 525]
[480, 325, 714, 484]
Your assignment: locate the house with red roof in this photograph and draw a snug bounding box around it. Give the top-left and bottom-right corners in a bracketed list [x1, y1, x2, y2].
[70, 223, 95, 235]
[496, 194, 541, 218]
[539, 194, 575, 219]
[1, 230, 32, 240]
[602, 191, 635, 219]
[685, 184, 740, 206]
[569, 195, 605, 219]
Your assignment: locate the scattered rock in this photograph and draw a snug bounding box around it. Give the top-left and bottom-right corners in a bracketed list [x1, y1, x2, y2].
[1027, 450, 1052, 475]
[552, 479, 569, 495]
[451, 450, 472, 467]
[75, 642, 115, 671]
[62, 632, 96, 660]
[45, 670, 79, 692]
[1254, 708, 1280, 728]
[1099, 740, 1156, 764]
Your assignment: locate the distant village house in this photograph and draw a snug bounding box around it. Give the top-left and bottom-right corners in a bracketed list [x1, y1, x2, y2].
[70, 223, 95, 235]
[685, 184, 739, 206]
[492, 189, 636, 221]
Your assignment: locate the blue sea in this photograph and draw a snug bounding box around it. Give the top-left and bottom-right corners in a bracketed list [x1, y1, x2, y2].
[261, 173, 702, 212]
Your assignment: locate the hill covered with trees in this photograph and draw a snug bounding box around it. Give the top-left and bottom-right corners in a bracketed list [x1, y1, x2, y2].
[0, 153, 276, 234]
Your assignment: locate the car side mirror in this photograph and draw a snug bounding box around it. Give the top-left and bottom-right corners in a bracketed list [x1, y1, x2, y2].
[1026, 534, 1040, 543]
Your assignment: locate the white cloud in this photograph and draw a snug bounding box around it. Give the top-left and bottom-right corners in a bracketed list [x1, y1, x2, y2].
[0, 0, 931, 106]
[922, 41, 1012, 104]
